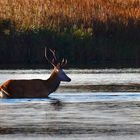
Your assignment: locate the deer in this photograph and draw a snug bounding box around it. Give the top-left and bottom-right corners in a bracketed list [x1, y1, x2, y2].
[0, 48, 71, 98]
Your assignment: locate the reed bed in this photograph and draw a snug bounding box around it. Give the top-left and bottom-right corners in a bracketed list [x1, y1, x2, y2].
[0, 0, 140, 30]
[0, 0, 140, 68]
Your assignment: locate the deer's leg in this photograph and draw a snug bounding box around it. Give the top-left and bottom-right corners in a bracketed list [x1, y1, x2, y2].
[0, 91, 9, 98]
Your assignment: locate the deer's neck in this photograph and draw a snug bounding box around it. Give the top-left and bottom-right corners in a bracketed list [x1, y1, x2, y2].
[45, 72, 60, 94]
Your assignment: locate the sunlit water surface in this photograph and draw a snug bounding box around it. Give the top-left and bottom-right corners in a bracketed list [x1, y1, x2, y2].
[0, 69, 140, 140]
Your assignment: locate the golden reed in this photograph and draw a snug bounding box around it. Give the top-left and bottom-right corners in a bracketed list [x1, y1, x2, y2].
[0, 0, 139, 30]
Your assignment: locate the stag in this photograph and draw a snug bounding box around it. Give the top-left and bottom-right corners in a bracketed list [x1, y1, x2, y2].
[0, 48, 71, 98]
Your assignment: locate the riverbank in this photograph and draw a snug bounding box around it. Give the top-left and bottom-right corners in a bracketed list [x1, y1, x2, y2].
[0, 0, 140, 68]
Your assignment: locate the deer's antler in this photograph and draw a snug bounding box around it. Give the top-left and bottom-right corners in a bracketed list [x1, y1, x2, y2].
[45, 47, 56, 67]
[60, 58, 67, 67]
[45, 47, 67, 68]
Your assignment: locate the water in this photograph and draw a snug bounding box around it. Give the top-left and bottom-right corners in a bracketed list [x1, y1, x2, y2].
[0, 69, 140, 140]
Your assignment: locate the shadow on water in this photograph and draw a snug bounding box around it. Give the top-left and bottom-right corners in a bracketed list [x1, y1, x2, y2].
[48, 96, 64, 110]
[0, 96, 64, 110]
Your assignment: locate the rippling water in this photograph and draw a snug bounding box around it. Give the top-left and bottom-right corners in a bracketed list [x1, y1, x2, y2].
[0, 69, 140, 140]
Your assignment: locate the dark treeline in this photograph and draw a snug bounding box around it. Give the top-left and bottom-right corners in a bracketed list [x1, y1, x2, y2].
[0, 18, 140, 69]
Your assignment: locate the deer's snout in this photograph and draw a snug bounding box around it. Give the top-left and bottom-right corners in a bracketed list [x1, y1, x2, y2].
[66, 76, 71, 82]
[62, 74, 71, 82]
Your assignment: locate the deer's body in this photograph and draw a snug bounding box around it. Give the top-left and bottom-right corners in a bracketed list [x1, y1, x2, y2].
[0, 76, 59, 98]
[0, 79, 52, 98]
[0, 49, 71, 98]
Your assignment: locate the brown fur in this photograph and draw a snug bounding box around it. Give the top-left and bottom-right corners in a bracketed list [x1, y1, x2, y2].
[0, 69, 61, 98]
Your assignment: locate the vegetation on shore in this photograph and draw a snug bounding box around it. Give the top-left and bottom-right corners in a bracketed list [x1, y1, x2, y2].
[0, 0, 140, 68]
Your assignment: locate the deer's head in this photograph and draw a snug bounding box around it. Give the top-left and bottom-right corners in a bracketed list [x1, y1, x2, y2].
[45, 48, 71, 82]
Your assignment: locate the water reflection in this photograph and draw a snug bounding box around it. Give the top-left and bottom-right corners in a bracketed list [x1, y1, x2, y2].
[0, 69, 140, 87]
[1, 95, 140, 137]
[1, 93, 140, 140]
[48, 97, 64, 110]
[0, 69, 140, 140]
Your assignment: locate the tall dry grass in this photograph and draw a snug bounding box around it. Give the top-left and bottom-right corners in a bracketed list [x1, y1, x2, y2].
[0, 0, 140, 68]
[0, 0, 140, 30]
